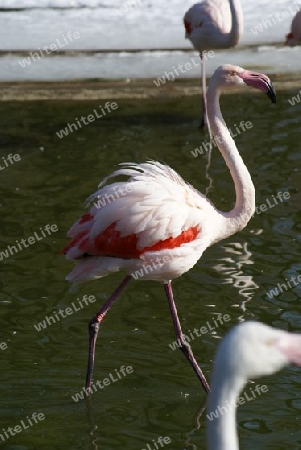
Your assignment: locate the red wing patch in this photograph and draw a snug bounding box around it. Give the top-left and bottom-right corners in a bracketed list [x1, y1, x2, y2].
[143, 226, 199, 253]
[63, 222, 199, 259]
[79, 212, 93, 224]
[61, 231, 87, 255]
[83, 223, 140, 258]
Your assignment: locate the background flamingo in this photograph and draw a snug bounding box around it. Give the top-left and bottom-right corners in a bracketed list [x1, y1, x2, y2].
[63, 64, 276, 396]
[207, 321, 301, 449]
[285, 10, 301, 46]
[184, 0, 243, 128]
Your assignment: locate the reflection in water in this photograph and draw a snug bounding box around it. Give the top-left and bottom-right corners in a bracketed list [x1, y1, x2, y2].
[85, 397, 99, 450]
[182, 399, 207, 450]
[201, 124, 213, 197]
[205, 143, 213, 197]
[213, 242, 258, 314]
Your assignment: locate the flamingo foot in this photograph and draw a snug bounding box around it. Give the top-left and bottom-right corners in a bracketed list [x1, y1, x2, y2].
[84, 275, 132, 396]
[85, 320, 100, 396]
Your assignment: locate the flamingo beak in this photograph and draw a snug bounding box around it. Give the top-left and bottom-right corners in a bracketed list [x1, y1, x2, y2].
[238, 70, 276, 104]
[267, 83, 277, 104]
[275, 332, 301, 366]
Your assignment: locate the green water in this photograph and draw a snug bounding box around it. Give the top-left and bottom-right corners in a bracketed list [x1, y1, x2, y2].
[0, 88, 301, 450]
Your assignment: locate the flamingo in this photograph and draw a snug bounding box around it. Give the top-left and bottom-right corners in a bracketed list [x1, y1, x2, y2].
[285, 9, 301, 46]
[183, 0, 243, 128]
[62, 64, 276, 396]
[207, 321, 301, 449]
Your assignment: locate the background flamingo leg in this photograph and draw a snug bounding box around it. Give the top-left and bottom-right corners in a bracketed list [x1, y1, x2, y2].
[200, 51, 209, 130]
[85, 275, 132, 395]
[164, 281, 210, 393]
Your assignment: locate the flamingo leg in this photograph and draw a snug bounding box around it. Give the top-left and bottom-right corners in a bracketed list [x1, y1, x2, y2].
[200, 51, 213, 190]
[200, 51, 209, 130]
[164, 281, 210, 393]
[85, 275, 132, 396]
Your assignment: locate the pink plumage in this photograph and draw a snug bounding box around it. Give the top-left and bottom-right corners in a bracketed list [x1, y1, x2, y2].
[285, 10, 301, 46]
[63, 161, 219, 283]
[63, 65, 276, 396]
[183, 0, 243, 127]
[184, 0, 237, 50]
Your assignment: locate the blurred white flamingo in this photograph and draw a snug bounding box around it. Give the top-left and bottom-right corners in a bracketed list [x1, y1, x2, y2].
[285, 9, 301, 46]
[208, 321, 301, 449]
[184, 0, 243, 128]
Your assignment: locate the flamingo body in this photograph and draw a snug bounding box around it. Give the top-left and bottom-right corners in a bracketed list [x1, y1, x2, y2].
[184, 0, 243, 127]
[285, 10, 301, 46]
[184, 0, 236, 50]
[63, 65, 276, 395]
[63, 162, 226, 283]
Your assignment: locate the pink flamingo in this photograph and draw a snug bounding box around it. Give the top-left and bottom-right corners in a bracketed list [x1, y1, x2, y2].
[285, 10, 301, 46]
[184, 0, 243, 128]
[63, 65, 276, 396]
[208, 321, 301, 449]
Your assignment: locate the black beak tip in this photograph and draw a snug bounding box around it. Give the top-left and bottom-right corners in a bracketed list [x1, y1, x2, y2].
[267, 85, 276, 103]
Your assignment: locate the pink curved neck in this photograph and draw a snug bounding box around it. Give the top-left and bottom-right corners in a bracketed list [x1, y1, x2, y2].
[215, 0, 243, 49]
[206, 77, 255, 239]
[228, 0, 243, 47]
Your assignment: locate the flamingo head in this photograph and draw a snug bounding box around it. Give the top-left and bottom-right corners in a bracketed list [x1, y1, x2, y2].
[284, 32, 299, 46]
[212, 65, 276, 103]
[184, 19, 192, 37]
[285, 10, 301, 46]
[285, 32, 293, 45]
[183, 4, 204, 41]
[214, 321, 301, 382]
